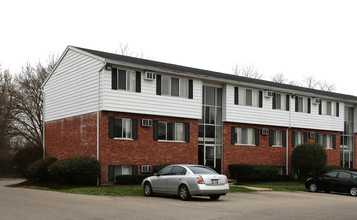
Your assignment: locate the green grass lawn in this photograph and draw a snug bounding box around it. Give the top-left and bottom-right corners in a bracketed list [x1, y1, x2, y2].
[245, 182, 306, 191]
[56, 185, 144, 196]
[229, 185, 255, 192]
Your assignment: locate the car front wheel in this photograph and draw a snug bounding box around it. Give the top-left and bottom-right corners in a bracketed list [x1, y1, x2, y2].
[309, 183, 318, 192]
[144, 182, 153, 196]
[349, 187, 357, 196]
[178, 185, 191, 201]
[209, 195, 221, 200]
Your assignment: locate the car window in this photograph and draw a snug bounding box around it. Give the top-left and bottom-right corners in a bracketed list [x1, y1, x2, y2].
[338, 172, 352, 179]
[188, 166, 217, 174]
[170, 166, 186, 175]
[324, 171, 338, 178]
[158, 166, 173, 175]
[353, 174, 357, 179]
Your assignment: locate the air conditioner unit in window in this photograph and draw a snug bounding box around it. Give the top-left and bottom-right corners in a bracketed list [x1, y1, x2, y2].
[264, 91, 274, 98]
[309, 132, 316, 139]
[141, 119, 152, 127]
[312, 98, 321, 105]
[261, 128, 269, 136]
[144, 71, 156, 80]
[141, 165, 152, 173]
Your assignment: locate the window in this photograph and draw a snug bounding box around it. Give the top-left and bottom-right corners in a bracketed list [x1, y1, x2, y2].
[324, 171, 338, 178]
[158, 121, 185, 141]
[114, 165, 132, 176]
[273, 93, 287, 110]
[317, 134, 334, 149]
[160, 76, 189, 98]
[158, 166, 173, 175]
[113, 118, 132, 139]
[320, 100, 338, 116]
[235, 127, 256, 145]
[295, 96, 310, 113]
[188, 166, 217, 174]
[293, 132, 304, 147]
[271, 130, 283, 146]
[171, 166, 186, 175]
[338, 171, 351, 179]
[111, 68, 140, 92]
[235, 87, 261, 107]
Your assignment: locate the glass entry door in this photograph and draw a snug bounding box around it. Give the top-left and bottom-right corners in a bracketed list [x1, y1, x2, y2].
[204, 145, 216, 167]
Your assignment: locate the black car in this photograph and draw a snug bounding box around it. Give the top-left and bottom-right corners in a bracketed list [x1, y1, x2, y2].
[305, 170, 357, 196]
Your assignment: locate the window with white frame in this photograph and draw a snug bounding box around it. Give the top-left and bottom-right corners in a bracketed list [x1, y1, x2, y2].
[114, 165, 133, 176]
[272, 130, 283, 146]
[117, 69, 136, 92]
[161, 75, 188, 98]
[235, 127, 256, 145]
[321, 100, 337, 116]
[297, 97, 308, 113]
[158, 121, 185, 141]
[238, 88, 259, 107]
[317, 134, 333, 149]
[113, 118, 132, 139]
[273, 93, 287, 110]
[294, 132, 304, 146]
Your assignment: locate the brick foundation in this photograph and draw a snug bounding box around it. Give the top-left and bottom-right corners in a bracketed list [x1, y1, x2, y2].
[45, 111, 343, 183]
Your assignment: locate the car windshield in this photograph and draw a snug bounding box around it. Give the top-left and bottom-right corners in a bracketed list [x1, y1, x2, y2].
[188, 166, 217, 174]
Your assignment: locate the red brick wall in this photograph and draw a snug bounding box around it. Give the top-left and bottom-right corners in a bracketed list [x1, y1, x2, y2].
[45, 113, 98, 160]
[99, 111, 198, 182]
[222, 122, 340, 177]
[45, 111, 198, 183]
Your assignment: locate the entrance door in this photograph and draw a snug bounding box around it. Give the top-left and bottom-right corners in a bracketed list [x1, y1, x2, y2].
[204, 145, 216, 168]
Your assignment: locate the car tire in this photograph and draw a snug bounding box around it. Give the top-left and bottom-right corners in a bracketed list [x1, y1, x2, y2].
[178, 185, 191, 201]
[349, 187, 357, 196]
[144, 182, 153, 196]
[209, 195, 221, 200]
[309, 183, 318, 192]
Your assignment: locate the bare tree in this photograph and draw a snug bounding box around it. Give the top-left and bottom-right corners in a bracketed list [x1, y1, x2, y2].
[318, 80, 335, 92]
[303, 75, 319, 89]
[11, 59, 56, 149]
[288, 80, 301, 86]
[233, 64, 263, 79]
[0, 66, 15, 152]
[271, 73, 288, 83]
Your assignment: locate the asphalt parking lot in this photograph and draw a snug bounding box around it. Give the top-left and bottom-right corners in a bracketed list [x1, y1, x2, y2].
[1, 178, 357, 220]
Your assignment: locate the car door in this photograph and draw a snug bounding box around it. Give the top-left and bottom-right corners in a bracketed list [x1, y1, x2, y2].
[334, 171, 352, 193]
[166, 166, 187, 194]
[150, 166, 173, 193]
[320, 171, 338, 191]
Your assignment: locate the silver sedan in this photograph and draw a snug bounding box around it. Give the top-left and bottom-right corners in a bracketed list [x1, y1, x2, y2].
[142, 165, 229, 200]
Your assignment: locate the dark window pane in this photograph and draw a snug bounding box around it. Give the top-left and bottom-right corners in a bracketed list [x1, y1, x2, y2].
[171, 166, 186, 175]
[158, 166, 173, 175]
[205, 87, 215, 105]
[198, 145, 204, 165]
[246, 90, 252, 106]
[171, 78, 179, 96]
[161, 76, 170, 95]
[241, 128, 248, 144]
[158, 122, 166, 140]
[216, 88, 222, 106]
[205, 125, 215, 144]
[113, 118, 122, 138]
[118, 70, 126, 90]
[167, 122, 175, 140]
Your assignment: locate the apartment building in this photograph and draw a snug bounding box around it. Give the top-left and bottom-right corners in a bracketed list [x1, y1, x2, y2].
[43, 46, 357, 182]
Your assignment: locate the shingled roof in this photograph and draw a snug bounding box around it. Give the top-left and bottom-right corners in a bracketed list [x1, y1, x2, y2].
[74, 46, 357, 102]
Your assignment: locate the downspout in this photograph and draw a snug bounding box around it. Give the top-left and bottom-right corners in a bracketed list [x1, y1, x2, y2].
[97, 62, 106, 186]
[286, 92, 295, 175]
[43, 91, 46, 159]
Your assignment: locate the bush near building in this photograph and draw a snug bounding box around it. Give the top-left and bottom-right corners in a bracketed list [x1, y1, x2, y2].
[26, 157, 57, 181]
[291, 143, 327, 179]
[48, 157, 100, 185]
[228, 164, 280, 181]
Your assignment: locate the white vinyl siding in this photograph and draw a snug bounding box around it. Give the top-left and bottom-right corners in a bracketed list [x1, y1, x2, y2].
[225, 85, 344, 132]
[44, 49, 103, 122]
[103, 71, 202, 119]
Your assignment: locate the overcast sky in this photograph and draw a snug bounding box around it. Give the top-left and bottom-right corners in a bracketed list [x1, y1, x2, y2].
[1, 0, 356, 95]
